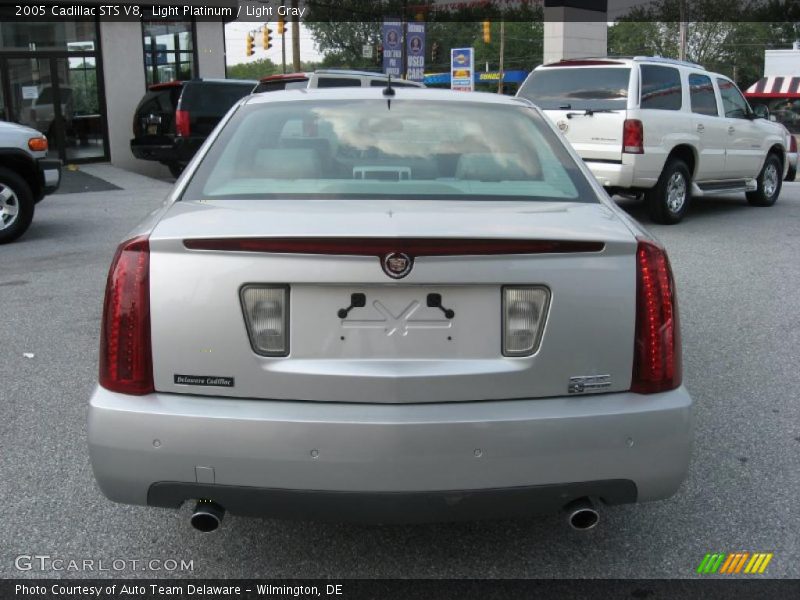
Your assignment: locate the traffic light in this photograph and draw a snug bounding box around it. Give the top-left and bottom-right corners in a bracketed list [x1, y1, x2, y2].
[376, 44, 383, 66]
[482, 20, 491, 44]
[245, 32, 254, 57]
[277, 15, 285, 35]
[431, 41, 440, 63]
[262, 25, 273, 50]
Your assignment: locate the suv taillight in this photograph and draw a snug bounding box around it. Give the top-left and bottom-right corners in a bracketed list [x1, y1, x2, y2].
[790, 135, 797, 153]
[99, 236, 153, 395]
[623, 119, 644, 154]
[631, 238, 681, 394]
[175, 109, 190, 137]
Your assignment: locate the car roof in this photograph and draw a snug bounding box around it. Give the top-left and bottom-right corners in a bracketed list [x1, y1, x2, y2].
[149, 78, 256, 91]
[259, 72, 310, 82]
[242, 87, 531, 107]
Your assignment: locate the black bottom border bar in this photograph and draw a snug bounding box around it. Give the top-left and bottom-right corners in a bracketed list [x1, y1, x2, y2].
[4, 579, 799, 600]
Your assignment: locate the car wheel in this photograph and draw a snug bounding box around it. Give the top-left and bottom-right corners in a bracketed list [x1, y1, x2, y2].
[167, 163, 184, 179]
[646, 159, 691, 225]
[747, 153, 782, 207]
[0, 167, 35, 244]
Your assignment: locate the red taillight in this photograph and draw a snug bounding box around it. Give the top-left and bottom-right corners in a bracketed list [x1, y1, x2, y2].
[175, 109, 190, 137]
[623, 119, 644, 154]
[790, 135, 797, 153]
[631, 239, 681, 394]
[99, 236, 153, 395]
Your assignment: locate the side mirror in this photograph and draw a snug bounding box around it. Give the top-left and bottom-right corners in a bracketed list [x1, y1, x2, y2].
[753, 104, 770, 119]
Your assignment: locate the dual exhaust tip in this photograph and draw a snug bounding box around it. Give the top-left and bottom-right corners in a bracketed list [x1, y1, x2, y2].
[189, 496, 600, 532]
[564, 497, 600, 531]
[190, 500, 225, 532]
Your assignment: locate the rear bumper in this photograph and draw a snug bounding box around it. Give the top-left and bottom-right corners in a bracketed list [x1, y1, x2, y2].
[88, 386, 692, 522]
[130, 137, 201, 165]
[584, 159, 635, 189]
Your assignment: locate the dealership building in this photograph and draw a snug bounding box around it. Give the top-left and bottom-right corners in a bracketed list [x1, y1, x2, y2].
[0, 4, 228, 176]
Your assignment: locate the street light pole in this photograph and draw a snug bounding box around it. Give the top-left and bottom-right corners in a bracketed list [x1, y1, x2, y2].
[497, 19, 505, 94]
[678, 0, 687, 61]
[291, 0, 301, 71]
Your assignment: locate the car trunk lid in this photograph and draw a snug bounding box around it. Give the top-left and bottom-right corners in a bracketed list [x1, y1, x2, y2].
[147, 199, 637, 403]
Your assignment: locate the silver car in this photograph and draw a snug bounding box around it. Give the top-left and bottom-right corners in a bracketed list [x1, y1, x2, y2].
[88, 88, 692, 532]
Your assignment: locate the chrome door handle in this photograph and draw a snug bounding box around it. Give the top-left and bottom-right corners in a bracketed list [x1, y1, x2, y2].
[696, 123, 705, 132]
[728, 126, 736, 134]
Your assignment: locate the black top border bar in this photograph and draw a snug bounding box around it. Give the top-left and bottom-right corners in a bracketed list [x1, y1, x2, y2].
[0, 0, 798, 22]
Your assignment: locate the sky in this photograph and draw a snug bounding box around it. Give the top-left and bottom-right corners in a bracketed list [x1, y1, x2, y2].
[225, 21, 324, 67]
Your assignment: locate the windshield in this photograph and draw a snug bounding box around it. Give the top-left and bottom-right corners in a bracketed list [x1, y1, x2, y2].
[182, 99, 595, 203]
[518, 68, 631, 110]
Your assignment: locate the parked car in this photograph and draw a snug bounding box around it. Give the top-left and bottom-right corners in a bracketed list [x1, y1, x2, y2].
[89, 88, 691, 531]
[130, 79, 256, 178]
[0, 121, 61, 243]
[517, 56, 789, 224]
[253, 69, 425, 93]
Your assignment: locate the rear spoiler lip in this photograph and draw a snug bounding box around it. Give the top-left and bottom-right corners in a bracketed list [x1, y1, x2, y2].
[182, 237, 605, 257]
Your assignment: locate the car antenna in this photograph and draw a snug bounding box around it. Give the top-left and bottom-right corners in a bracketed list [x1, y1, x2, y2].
[383, 74, 395, 110]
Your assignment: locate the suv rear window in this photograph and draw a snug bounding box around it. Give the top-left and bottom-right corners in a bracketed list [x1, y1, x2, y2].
[183, 99, 595, 203]
[316, 77, 362, 88]
[517, 67, 630, 110]
[179, 83, 253, 115]
[640, 65, 682, 111]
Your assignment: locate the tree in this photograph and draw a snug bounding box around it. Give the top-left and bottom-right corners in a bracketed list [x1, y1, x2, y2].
[608, 0, 800, 89]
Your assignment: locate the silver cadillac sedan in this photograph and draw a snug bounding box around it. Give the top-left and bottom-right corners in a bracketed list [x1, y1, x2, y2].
[88, 88, 692, 532]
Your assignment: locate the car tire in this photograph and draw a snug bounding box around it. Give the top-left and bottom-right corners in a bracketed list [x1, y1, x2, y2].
[646, 159, 691, 225]
[747, 153, 782, 207]
[0, 167, 35, 244]
[167, 163, 184, 179]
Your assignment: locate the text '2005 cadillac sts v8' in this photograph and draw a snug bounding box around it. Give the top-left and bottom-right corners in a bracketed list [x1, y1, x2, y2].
[88, 88, 691, 532]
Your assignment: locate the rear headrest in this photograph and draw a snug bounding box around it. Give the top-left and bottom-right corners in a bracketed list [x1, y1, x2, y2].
[253, 148, 321, 179]
[455, 153, 530, 181]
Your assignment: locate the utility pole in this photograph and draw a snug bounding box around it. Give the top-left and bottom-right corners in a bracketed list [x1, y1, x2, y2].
[497, 19, 505, 94]
[291, 0, 300, 71]
[678, 0, 687, 61]
[279, 16, 286, 74]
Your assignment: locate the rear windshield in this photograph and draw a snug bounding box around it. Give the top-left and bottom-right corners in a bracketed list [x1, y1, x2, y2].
[182, 99, 595, 203]
[316, 77, 362, 88]
[518, 68, 631, 110]
[136, 87, 181, 117]
[179, 83, 254, 115]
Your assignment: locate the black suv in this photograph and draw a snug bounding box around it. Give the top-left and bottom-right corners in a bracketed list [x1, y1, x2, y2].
[130, 79, 255, 177]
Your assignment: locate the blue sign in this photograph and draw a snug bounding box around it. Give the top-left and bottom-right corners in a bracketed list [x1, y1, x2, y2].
[406, 22, 425, 82]
[451, 47, 474, 92]
[382, 19, 403, 78]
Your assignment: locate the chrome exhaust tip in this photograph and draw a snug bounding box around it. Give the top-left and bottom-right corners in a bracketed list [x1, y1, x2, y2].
[564, 497, 600, 531]
[190, 500, 224, 532]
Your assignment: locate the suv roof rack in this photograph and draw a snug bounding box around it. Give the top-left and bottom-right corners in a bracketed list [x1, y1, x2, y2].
[632, 56, 705, 69]
[544, 56, 705, 70]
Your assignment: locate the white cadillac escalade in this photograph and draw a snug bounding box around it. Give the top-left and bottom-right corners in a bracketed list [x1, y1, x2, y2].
[518, 56, 790, 224]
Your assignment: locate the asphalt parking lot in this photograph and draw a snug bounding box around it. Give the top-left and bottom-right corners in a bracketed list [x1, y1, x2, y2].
[1, 167, 798, 579]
